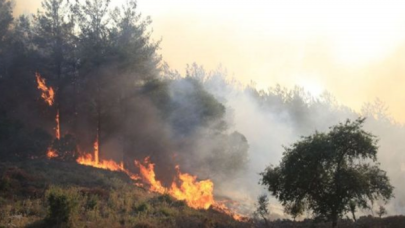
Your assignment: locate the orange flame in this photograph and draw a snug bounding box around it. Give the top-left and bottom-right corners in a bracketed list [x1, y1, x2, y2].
[134, 157, 166, 193]
[36, 72, 60, 142]
[77, 153, 124, 172]
[169, 165, 214, 210]
[35, 72, 54, 106]
[212, 202, 247, 221]
[134, 157, 245, 220]
[94, 137, 99, 164]
[55, 110, 61, 140]
[47, 148, 58, 159]
[76, 148, 243, 220]
[76, 138, 139, 181]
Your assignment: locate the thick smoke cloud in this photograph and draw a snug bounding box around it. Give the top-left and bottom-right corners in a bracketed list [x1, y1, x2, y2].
[183, 64, 405, 218]
[4, 0, 405, 220]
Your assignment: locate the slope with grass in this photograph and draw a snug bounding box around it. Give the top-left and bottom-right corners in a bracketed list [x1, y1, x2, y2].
[0, 160, 249, 228]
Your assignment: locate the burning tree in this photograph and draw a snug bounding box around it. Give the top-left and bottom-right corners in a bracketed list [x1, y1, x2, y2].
[1, 0, 248, 221]
[33, 0, 76, 139]
[261, 118, 393, 227]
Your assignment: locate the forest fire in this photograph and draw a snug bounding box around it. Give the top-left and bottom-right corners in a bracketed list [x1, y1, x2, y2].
[46, 149, 58, 159]
[76, 152, 125, 172]
[76, 138, 140, 181]
[77, 139, 122, 171]
[76, 151, 244, 220]
[36, 72, 61, 158]
[55, 110, 60, 140]
[169, 165, 214, 210]
[35, 72, 243, 220]
[35, 72, 54, 106]
[135, 158, 213, 209]
[135, 158, 214, 210]
[134, 157, 166, 193]
[134, 158, 245, 220]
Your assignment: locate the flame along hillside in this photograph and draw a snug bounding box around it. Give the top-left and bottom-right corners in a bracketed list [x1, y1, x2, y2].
[35, 73, 244, 221]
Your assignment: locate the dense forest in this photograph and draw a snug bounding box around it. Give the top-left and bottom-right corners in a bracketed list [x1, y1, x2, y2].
[0, 0, 249, 184]
[1, 0, 405, 227]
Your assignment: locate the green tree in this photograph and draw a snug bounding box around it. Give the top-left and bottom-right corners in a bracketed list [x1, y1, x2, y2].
[254, 194, 270, 227]
[110, 0, 160, 78]
[0, 0, 12, 42]
[376, 205, 387, 218]
[71, 0, 161, 161]
[260, 118, 393, 227]
[0, 0, 13, 77]
[46, 187, 80, 228]
[349, 200, 356, 221]
[71, 0, 112, 157]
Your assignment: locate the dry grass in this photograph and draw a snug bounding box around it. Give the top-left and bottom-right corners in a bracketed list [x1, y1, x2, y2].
[0, 160, 247, 228]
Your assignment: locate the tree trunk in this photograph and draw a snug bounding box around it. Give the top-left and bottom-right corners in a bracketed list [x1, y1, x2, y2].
[351, 210, 356, 222]
[56, 56, 62, 140]
[97, 78, 101, 163]
[332, 220, 337, 228]
[331, 213, 338, 228]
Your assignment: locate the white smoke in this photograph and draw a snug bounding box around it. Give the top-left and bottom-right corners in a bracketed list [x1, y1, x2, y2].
[183, 64, 405, 218]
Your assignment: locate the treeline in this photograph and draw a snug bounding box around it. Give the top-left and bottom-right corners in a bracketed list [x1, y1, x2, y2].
[0, 0, 249, 183]
[184, 64, 405, 216]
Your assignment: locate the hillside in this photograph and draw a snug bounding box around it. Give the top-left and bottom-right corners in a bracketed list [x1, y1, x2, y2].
[1, 1, 405, 228]
[2, 160, 405, 228]
[0, 160, 248, 228]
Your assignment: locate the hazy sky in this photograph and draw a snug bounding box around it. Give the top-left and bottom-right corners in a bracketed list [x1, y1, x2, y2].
[15, 0, 405, 122]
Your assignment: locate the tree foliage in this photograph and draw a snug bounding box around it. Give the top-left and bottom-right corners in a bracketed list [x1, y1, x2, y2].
[376, 206, 387, 218]
[0, 0, 248, 183]
[254, 194, 270, 226]
[46, 186, 80, 227]
[0, 0, 13, 42]
[261, 118, 393, 227]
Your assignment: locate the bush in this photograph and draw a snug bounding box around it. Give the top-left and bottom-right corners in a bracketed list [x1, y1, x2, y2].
[85, 195, 98, 210]
[45, 187, 80, 227]
[156, 193, 173, 204]
[134, 202, 151, 214]
[0, 177, 10, 191]
[133, 220, 157, 228]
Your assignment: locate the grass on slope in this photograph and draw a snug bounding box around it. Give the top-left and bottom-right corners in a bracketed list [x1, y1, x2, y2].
[0, 160, 248, 228]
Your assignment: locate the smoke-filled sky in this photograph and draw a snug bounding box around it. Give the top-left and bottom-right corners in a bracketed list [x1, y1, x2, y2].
[15, 0, 405, 122]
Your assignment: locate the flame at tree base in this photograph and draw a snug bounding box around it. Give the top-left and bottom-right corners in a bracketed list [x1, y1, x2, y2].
[76, 139, 140, 181]
[77, 153, 124, 172]
[76, 153, 140, 181]
[55, 110, 60, 140]
[47, 149, 58, 159]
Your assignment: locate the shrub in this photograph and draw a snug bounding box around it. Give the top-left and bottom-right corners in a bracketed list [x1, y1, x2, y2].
[134, 202, 151, 214]
[158, 205, 178, 217]
[45, 187, 80, 227]
[0, 177, 10, 191]
[85, 195, 98, 210]
[156, 193, 173, 204]
[133, 220, 157, 228]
